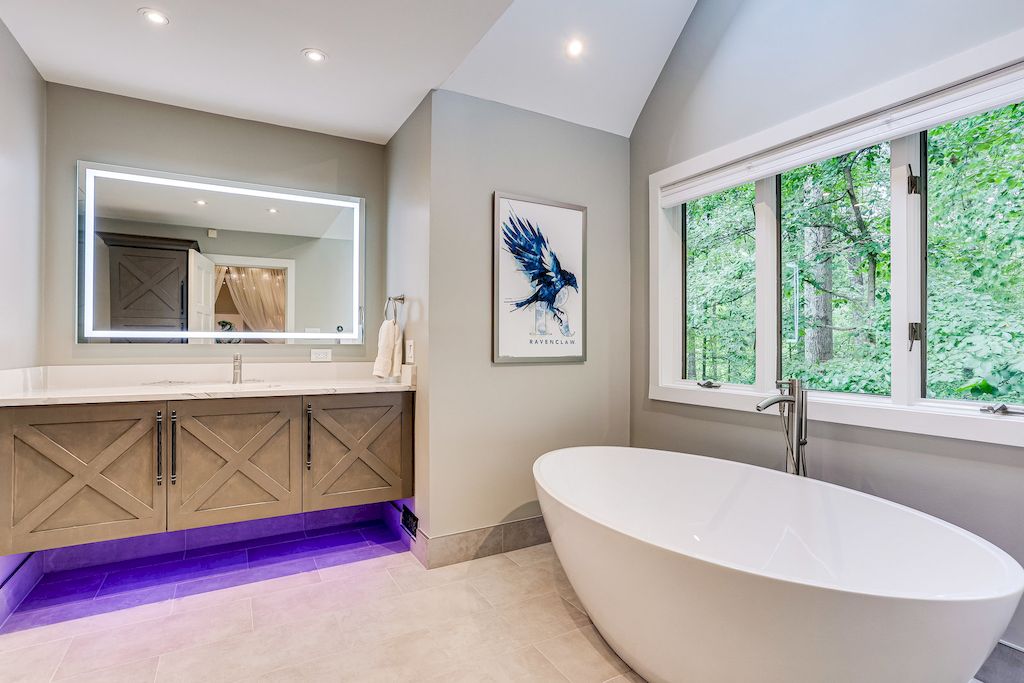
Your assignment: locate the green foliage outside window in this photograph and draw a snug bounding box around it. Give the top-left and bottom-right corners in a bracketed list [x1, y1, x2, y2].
[927, 102, 1024, 403]
[682, 102, 1023, 403]
[685, 184, 757, 384]
[781, 143, 892, 395]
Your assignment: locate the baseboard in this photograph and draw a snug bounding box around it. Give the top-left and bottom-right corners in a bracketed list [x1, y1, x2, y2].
[409, 515, 550, 569]
[0, 553, 42, 629]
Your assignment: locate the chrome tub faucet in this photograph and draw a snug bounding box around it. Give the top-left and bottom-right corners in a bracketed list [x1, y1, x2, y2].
[232, 353, 242, 384]
[756, 379, 808, 476]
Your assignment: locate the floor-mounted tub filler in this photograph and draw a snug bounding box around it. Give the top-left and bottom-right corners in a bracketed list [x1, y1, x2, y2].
[535, 446, 1024, 683]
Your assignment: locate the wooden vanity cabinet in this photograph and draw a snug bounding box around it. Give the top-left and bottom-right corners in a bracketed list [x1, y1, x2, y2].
[305, 393, 413, 511]
[0, 402, 166, 555]
[166, 397, 303, 531]
[0, 391, 413, 555]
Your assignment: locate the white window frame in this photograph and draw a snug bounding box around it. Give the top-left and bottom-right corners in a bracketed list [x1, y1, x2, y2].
[649, 50, 1024, 448]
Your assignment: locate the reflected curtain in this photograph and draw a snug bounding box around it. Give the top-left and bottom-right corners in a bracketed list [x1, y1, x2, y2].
[224, 267, 286, 341]
[214, 266, 228, 302]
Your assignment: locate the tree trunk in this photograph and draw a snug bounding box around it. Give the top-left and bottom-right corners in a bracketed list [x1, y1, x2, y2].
[804, 224, 834, 363]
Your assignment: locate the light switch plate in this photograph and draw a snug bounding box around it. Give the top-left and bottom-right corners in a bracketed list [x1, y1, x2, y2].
[405, 340, 415, 364]
[310, 349, 332, 362]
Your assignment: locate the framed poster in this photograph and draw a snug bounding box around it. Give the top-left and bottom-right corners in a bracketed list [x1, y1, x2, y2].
[493, 192, 586, 364]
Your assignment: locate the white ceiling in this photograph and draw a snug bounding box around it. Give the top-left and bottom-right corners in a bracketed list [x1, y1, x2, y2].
[443, 0, 697, 137]
[95, 176, 356, 240]
[0, 0, 695, 143]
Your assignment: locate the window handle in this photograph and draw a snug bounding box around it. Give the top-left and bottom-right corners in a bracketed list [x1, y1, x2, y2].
[908, 322, 922, 351]
[981, 404, 1024, 416]
[696, 380, 721, 389]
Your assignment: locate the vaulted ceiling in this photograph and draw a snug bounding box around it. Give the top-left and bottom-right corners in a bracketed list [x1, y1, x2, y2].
[0, 0, 695, 143]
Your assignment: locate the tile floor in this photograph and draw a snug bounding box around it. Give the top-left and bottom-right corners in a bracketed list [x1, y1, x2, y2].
[0, 523, 642, 682]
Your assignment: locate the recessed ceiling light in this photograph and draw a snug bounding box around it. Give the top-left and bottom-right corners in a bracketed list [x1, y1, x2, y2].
[301, 48, 328, 63]
[138, 8, 169, 25]
[268, 208, 279, 214]
[194, 199, 206, 206]
[566, 38, 584, 59]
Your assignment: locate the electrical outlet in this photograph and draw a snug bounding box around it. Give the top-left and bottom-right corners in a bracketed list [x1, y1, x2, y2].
[310, 348, 332, 362]
[405, 340, 415, 364]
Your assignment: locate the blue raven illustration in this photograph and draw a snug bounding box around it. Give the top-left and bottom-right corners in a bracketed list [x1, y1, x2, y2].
[501, 212, 578, 337]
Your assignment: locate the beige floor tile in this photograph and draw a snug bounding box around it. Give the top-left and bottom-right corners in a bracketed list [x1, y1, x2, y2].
[0, 638, 71, 683]
[504, 542, 558, 567]
[172, 566, 321, 614]
[54, 599, 253, 680]
[0, 600, 173, 654]
[428, 645, 570, 682]
[534, 626, 630, 683]
[315, 549, 418, 582]
[154, 612, 351, 683]
[60, 657, 159, 683]
[424, 608, 531, 661]
[606, 672, 647, 682]
[354, 580, 494, 637]
[470, 563, 562, 607]
[258, 628, 456, 682]
[250, 569, 400, 629]
[387, 553, 517, 593]
[497, 592, 591, 644]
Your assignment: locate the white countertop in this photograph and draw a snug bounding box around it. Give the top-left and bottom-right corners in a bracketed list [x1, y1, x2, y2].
[0, 363, 413, 407]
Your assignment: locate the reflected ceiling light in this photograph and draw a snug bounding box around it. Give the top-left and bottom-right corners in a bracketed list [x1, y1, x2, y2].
[194, 199, 206, 206]
[566, 38, 584, 59]
[267, 208, 279, 214]
[301, 48, 328, 63]
[138, 8, 169, 25]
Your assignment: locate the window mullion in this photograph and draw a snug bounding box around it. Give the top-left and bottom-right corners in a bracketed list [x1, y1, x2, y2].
[754, 176, 780, 393]
[889, 134, 924, 406]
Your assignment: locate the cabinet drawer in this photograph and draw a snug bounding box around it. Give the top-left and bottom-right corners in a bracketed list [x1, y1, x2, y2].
[0, 402, 166, 554]
[167, 397, 303, 531]
[304, 393, 413, 511]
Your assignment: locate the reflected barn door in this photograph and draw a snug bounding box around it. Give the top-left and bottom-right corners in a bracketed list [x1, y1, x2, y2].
[187, 250, 216, 344]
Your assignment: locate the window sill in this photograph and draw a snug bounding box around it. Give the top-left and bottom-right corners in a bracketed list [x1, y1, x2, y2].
[649, 381, 1024, 448]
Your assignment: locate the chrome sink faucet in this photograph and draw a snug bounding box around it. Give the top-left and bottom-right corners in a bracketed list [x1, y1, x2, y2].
[232, 353, 242, 385]
[755, 379, 808, 476]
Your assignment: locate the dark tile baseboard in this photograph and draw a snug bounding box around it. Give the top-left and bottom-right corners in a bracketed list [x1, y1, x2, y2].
[978, 643, 1024, 683]
[405, 515, 550, 569]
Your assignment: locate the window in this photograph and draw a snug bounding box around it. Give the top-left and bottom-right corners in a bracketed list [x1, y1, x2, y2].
[926, 102, 1024, 404]
[781, 143, 892, 395]
[684, 183, 757, 384]
[650, 59, 1024, 447]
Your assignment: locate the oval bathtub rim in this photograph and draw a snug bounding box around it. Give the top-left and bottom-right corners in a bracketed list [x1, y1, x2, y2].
[534, 445, 1024, 604]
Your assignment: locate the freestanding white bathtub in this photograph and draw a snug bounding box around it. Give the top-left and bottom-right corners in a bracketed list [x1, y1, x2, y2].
[535, 446, 1024, 683]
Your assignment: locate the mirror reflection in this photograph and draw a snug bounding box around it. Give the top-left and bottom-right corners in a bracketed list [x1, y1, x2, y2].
[79, 163, 363, 344]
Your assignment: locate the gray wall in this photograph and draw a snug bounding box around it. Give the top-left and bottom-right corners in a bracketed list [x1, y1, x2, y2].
[630, 0, 1024, 646]
[424, 90, 631, 536]
[44, 84, 387, 364]
[0, 18, 43, 585]
[385, 95, 433, 529]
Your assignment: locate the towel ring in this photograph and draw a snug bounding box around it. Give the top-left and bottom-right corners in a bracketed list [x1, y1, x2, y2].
[383, 295, 406, 321]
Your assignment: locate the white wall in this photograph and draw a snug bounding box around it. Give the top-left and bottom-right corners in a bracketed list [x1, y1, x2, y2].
[630, 0, 1024, 645]
[43, 83, 387, 365]
[0, 18, 44, 584]
[424, 90, 631, 536]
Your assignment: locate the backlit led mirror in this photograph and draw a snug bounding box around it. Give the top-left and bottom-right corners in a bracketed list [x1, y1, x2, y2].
[77, 162, 364, 344]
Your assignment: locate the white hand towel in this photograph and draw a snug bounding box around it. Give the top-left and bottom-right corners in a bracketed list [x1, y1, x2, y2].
[372, 319, 403, 379]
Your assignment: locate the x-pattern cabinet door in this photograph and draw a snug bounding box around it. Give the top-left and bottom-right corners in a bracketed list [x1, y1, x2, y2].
[0, 402, 166, 554]
[167, 397, 302, 531]
[304, 393, 412, 511]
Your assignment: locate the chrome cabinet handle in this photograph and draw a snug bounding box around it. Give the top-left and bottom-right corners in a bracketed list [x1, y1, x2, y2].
[170, 411, 178, 485]
[156, 411, 163, 486]
[306, 404, 313, 471]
